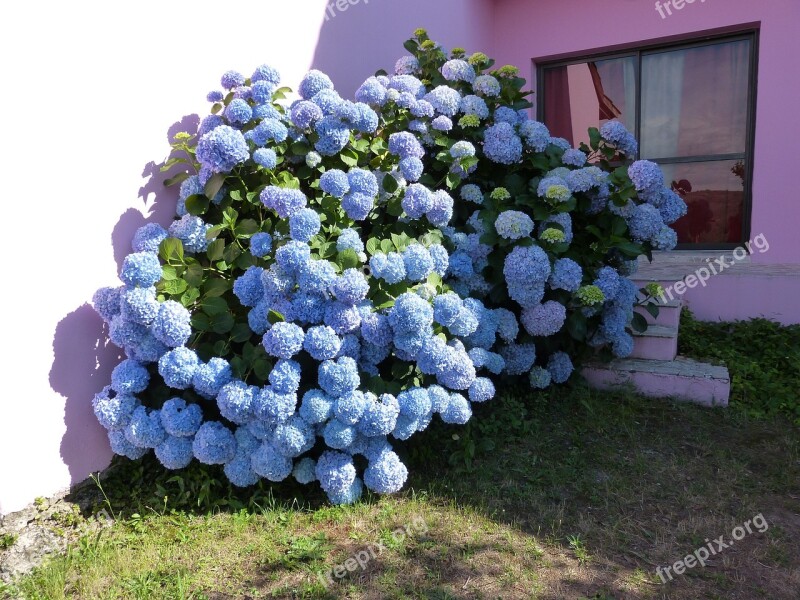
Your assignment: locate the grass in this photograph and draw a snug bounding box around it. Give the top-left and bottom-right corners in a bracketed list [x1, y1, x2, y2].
[4, 314, 800, 599]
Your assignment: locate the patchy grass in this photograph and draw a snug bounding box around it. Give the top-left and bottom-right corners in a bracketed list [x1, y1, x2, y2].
[6, 318, 800, 599]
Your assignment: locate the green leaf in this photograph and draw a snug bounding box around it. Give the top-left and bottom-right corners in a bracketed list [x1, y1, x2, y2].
[403, 39, 419, 53]
[380, 239, 395, 254]
[631, 312, 649, 334]
[268, 310, 285, 325]
[222, 243, 242, 264]
[204, 278, 231, 297]
[163, 172, 190, 187]
[181, 286, 200, 307]
[206, 239, 225, 261]
[645, 303, 660, 319]
[163, 278, 188, 296]
[161, 265, 178, 281]
[185, 194, 210, 216]
[445, 172, 461, 190]
[192, 313, 212, 332]
[336, 249, 360, 271]
[204, 174, 226, 200]
[366, 238, 380, 256]
[210, 103, 223, 115]
[588, 127, 601, 151]
[211, 313, 235, 334]
[184, 263, 204, 288]
[235, 219, 259, 238]
[382, 173, 399, 194]
[201, 297, 229, 316]
[290, 141, 311, 156]
[340, 148, 359, 168]
[159, 238, 184, 263]
[253, 359, 272, 381]
[566, 312, 588, 341]
[205, 225, 224, 240]
[231, 323, 253, 343]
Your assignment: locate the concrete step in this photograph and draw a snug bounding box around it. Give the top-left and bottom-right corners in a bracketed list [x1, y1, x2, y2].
[582, 356, 730, 407]
[631, 324, 678, 361]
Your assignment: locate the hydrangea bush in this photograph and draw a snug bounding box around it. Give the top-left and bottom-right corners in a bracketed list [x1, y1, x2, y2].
[90, 30, 683, 503]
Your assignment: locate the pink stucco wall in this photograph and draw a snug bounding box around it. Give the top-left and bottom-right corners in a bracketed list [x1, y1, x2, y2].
[491, 0, 800, 266]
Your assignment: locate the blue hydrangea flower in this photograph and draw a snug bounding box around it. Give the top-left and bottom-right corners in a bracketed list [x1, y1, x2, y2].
[388, 132, 425, 159]
[459, 184, 483, 205]
[364, 450, 408, 494]
[293, 457, 317, 484]
[303, 325, 341, 361]
[658, 189, 688, 225]
[216, 380, 254, 424]
[483, 122, 523, 164]
[196, 125, 249, 174]
[468, 377, 495, 403]
[252, 63, 281, 85]
[120, 252, 161, 288]
[168, 215, 211, 254]
[299, 389, 334, 424]
[252, 386, 297, 425]
[549, 258, 583, 292]
[628, 160, 664, 194]
[529, 366, 552, 389]
[224, 98, 253, 125]
[160, 398, 203, 437]
[388, 293, 433, 335]
[316, 450, 357, 496]
[92, 387, 138, 431]
[273, 416, 315, 458]
[433, 293, 463, 328]
[652, 225, 678, 250]
[467, 348, 505, 375]
[355, 76, 387, 105]
[132, 223, 168, 254]
[262, 322, 305, 359]
[124, 406, 167, 449]
[440, 393, 472, 425]
[402, 244, 434, 281]
[299, 69, 334, 99]
[594, 266, 620, 299]
[252, 148, 277, 170]
[111, 359, 150, 394]
[248, 118, 288, 146]
[320, 169, 350, 198]
[249, 232, 273, 258]
[289, 208, 322, 242]
[158, 347, 200, 390]
[339, 192, 372, 221]
[401, 183, 433, 218]
[155, 436, 193, 470]
[473, 74, 501, 97]
[220, 70, 245, 89]
[459, 95, 489, 118]
[357, 394, 400, 437]
[251, 441, 293, 481]
[388, 74, 425, 97]
[431, 115, 453, 131]
[494, 106, 520, 125]
[547, 352, 574, 384]
[232, 266, 265, 308]
[504, 245, 551, 286]
[150, 300, 191, 348]
[537, 176, 571, 203]
[92, 287, 122, 323]
[191, 357, 232, 400]
[562, 148, 587, 167]
[435, 346, 477, 391]
[336, 228, 364, 254]
[394, 55, 419, 75]
[224, 429, 261, 487]
[612, 332, 635, 358]
[109, 315, 147, 348]
[495, 211, 534, 240]
[260, 186, 307, 219]
[450, 141, 476, 159]
[206, 90, 224, 102]
[565, 166, 608, 193]
[628, 203, 665, 242]
[347, 168, 378, 197]
[324, 301, 361, 334]
[521, 301, 567, 337]
[329, 269, 368, 305]
[275, 241, 311, 275]
[501, 343, 537, 375]
[600, 120, 638, 156]
[424, 86, 461, 116]
[428, 244, 449, 277]
[314, 116, 351, 156]
[442, 59, 476, 83]
[399, 157, 423, 182]
[318, 356, 360, 397]
[290, 100, 324, 129]
[119, 286, 158, 326]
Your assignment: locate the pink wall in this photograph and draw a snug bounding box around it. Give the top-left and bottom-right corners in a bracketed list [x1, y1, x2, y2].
[492, 0, 800, 265]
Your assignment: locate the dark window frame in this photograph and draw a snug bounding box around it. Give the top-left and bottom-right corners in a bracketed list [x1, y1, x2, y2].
[536, 30, 759, 251]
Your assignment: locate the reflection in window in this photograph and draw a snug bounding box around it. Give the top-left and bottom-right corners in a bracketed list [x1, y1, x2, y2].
[540, 35, 755, 247]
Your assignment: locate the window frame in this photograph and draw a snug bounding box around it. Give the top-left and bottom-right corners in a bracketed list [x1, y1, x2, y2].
[536, 30, 759, 251]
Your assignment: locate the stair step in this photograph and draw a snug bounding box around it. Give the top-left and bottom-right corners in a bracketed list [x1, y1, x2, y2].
[632, 324, 677, 338]
[630, 324, 678, 360]
[582, 356, 730, 407]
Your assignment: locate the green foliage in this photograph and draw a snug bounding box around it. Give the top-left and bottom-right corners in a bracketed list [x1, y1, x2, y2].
[679, 311, 800, 423]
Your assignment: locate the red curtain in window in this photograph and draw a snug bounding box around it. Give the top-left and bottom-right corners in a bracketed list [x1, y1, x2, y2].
[543, 66, 573, 145]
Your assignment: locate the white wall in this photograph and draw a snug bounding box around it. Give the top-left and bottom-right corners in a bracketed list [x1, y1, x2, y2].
[0, 0, 492, 514]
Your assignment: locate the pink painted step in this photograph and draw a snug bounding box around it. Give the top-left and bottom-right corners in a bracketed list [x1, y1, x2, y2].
[631, 324, 678, 361]
[634, 296, 683, 329]
[582, 356, 730, 407]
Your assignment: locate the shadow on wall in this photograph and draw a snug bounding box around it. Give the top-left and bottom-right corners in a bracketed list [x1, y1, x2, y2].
[311, 0, 467, 97]
[51, 114, 199, 484]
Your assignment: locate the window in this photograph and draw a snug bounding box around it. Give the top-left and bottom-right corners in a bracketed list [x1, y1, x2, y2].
[538, 33, 757, 248]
